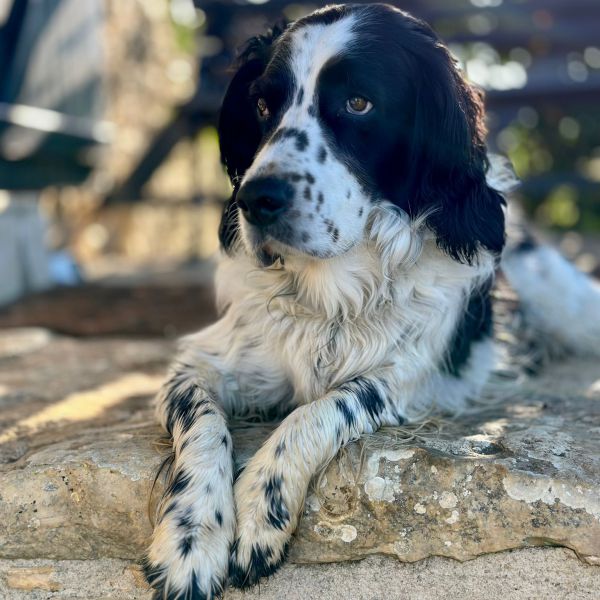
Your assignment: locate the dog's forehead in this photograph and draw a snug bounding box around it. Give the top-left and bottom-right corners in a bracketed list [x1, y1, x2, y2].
[282, 14, 358, 93]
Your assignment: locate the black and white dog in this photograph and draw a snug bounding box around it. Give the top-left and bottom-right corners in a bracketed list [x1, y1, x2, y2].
[144, 4, 600, 598]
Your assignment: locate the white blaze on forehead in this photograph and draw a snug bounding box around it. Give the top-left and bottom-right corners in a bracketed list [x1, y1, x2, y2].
[288, 14, 358, 108]
[238, 10, 372, 260]
[243, 12, 358, 178]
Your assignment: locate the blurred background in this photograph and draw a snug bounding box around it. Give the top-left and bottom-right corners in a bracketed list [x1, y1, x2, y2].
[0, 0, 599, 338]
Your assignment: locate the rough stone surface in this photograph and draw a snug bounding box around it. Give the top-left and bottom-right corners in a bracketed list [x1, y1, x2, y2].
[293, 360, 600, 566]
[1, 549, 599, 599]
[1, 328, 599, 596]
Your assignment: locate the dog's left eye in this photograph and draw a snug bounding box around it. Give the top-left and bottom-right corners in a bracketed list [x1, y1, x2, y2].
[257, 97, 270, 119]
[346, 96, 373, 115]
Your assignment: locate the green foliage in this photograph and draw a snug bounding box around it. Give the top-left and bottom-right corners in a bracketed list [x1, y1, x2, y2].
[496, 106, 600, 232]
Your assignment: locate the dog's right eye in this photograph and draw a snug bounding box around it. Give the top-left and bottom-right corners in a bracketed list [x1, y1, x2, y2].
[257, 98, 270, 119]
[346, 96, 373, 116]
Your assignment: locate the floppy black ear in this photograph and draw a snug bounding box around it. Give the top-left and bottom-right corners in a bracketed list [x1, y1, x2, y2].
[406, 25, 505, 264]
[218, 25, 285, 253]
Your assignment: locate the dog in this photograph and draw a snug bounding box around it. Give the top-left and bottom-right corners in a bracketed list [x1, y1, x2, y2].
[143, 4, 600, 598]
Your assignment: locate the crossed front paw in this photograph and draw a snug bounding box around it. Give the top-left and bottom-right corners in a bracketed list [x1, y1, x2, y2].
[228, 469, 295, 588]
[142, 555, 226, 600]
[144, 490, 235, 599]
[228, 536, 289, 589]
[145, 452, 300, 594]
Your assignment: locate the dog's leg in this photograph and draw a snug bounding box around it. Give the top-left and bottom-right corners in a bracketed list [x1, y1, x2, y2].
[228, 376, 393, 588]
[143, 360, 236, 599]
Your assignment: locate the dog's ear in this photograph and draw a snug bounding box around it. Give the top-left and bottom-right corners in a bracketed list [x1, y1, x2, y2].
[406, 25, 505, 264]
[217, 24, 285, 253]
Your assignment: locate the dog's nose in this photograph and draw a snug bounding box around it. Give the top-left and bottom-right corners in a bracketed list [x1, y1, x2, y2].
[236, 177, 294, 227]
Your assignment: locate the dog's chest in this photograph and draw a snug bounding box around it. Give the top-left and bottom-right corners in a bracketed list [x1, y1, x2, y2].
[216, 247, 489, 406]
[273, 311, 393, 402]
[255, 277, 467, 404]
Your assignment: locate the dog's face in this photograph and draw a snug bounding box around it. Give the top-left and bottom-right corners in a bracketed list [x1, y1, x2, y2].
[219, 3, 505, 266]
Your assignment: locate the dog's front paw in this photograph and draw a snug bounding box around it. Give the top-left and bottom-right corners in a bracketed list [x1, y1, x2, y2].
[228, 534, 289, 589]
[144, 480, 235, 599]
[228, 470, 294, 588]
[143, 555, 225, 600]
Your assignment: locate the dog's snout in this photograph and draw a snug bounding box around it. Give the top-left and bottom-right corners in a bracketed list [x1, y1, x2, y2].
[237, 177, 294, 227]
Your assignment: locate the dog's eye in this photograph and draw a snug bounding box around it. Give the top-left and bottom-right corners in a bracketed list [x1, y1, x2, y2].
[257, 97, 270, 119]
[346, 96, 373, 115]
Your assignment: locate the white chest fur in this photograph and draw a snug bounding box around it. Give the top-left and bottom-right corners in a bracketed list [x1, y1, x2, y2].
[207, 205, 496, 418]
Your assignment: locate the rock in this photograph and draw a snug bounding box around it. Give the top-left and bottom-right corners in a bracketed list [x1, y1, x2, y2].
[4, 566, 61, 592]
[0, 330, 172, 465]
[0, 559, 149, 599]
[290, 358, 600, 566]
[1, 549, 600, 599]
[0, 328, 599, 574]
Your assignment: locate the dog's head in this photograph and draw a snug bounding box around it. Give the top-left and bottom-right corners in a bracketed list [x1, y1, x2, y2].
[218, 3, 505, 266]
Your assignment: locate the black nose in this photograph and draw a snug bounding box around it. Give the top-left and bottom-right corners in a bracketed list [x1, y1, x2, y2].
[236, 177, 294, 227]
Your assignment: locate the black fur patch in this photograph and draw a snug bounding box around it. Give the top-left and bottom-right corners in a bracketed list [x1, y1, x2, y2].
[229, 541, 289, 589]
[165, 379, 209, 436]
[141, 556, 166, 589]
[296, 87, 304, 105]
[180, 533, 194, 557]
[177, 509, 194, 530]
[270, 127, 309, 152]
[162, 500, 178, 519]
[263, 475, 290, 530]
[318, 146, 327, 163]
[391, 408, 406, 426]
[347, 378, 385, 422]
[444, 278, 494, 376]
[167, 469, 192, 496]
[274, 440, 286, 457]
[215, 510, 223, 526]
[335, 397, 356, 428]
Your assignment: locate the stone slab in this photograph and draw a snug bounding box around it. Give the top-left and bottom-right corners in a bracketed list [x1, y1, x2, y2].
[1, 329, 599, 571]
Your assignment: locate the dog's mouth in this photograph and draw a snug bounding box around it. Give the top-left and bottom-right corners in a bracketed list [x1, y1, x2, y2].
[244, 220, 356, 267]
[256, 242, 284, 268]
